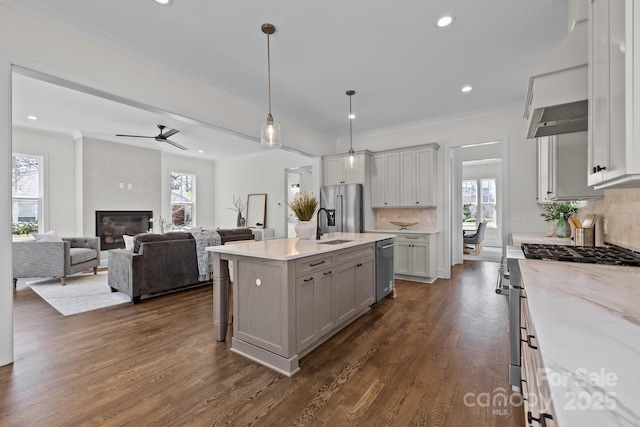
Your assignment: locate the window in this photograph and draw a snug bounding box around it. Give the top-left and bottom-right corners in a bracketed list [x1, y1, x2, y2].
[462, 178, 497, 228]
[12, 154, 43, 236]
[170, 172, 195, 227]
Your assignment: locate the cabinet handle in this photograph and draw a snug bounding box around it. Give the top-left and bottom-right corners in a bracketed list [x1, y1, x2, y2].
[593, 165, 607, 173]
[310, 260, 326, 267]
[324, 271, 333, 276]
[528, 411, 553, 426]
[356, 263, 363, 267]
[406, 237, 419, 239]
[522, 334, 538, 349]
[520, 379, 527, 401]
[303, 277, 314, 282]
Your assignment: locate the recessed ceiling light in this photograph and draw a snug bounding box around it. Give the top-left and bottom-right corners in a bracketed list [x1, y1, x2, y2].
[198, 150, 203, 153]
[348, 113, 356, 119]
[154, 0, 173, 5]
[27, 115, 38, 120]
[437, 16, 454, 28]
[461, 85, 473, 93]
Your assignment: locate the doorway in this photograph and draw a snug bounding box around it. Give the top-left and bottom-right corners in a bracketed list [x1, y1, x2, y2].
[284, 166, 313, 237]
[450, 141, 507, 267]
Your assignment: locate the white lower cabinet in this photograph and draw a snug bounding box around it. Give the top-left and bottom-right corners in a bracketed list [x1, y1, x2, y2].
[521, 290, 556, 426]
[394, 234, 436, 282]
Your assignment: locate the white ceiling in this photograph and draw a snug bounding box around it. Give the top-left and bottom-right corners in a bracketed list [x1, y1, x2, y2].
[4, 0, 569, 160]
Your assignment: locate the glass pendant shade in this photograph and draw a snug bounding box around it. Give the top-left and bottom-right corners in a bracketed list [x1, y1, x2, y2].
[345, 90, 357, 169]
[260, 23, 281, 149]
[345, 148, 358, 169]
[261, 113, 281, 148]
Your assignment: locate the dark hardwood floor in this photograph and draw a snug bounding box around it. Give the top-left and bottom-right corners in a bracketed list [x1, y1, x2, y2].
[2, 261, 524, 426]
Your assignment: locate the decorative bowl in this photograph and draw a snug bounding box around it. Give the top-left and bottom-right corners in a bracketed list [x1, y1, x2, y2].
[390, 221, 419, 230]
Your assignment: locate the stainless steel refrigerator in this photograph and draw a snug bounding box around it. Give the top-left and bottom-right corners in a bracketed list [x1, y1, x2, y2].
[319, 184, 364, 234]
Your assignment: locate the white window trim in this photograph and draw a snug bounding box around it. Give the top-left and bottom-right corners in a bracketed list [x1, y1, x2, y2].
[463, 177, 498, 229]
[11, 152, 46, 233]
[169, 171, 196, 227]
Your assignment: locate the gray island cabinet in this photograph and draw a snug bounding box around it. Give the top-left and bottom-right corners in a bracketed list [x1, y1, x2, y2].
[207, 232, 392, 376]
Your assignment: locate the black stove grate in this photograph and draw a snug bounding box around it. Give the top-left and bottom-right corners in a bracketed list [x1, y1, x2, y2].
[521, 243, 640, 267]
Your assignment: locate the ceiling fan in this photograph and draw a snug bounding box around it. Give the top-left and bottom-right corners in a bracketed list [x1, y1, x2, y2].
[116, 124, 187, 150]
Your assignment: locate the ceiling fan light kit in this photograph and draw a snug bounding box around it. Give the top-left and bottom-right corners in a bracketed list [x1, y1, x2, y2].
[260, 23, 282, 148]
[345, 90, 357, 169]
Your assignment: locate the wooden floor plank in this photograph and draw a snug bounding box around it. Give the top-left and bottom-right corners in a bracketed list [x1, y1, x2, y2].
[2, 261, 523, 426]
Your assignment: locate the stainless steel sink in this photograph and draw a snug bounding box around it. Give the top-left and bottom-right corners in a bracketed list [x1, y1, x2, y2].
[316, 239, 352, 245]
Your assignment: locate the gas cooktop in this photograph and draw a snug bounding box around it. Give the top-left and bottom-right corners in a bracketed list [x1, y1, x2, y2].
[521, 243, 640, 267]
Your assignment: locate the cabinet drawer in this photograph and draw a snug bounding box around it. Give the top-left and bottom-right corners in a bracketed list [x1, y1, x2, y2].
[296, 254, 333, 277]
[335, 244, 374, 266]
[396, 234, 428, 243]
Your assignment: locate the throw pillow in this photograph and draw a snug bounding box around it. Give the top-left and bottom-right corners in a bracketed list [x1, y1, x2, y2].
[123, 234, 135, 251]
[33, 230, 63, 242]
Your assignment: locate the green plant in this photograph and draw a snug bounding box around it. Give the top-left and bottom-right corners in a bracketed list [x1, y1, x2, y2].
[288, 192, 318, 221]
[539, 202, 577, 222]
[12, 220, 39, 235]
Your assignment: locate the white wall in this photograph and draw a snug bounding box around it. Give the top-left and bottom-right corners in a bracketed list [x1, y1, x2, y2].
[12, 129, 77, 236]
[213, 150, 319, 238]
[347, 108, 544, 277]
[1, 56, 12, 366]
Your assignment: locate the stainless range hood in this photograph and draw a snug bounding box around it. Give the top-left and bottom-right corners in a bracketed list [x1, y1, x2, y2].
[524, 19, 588, 139]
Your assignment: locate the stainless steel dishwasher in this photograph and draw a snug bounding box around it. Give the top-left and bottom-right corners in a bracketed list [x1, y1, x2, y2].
[375, 238, 395, 302]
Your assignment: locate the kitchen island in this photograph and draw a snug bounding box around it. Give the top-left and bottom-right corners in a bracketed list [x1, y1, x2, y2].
[519, 259, 640, 427]
[206, 232, 394, 376]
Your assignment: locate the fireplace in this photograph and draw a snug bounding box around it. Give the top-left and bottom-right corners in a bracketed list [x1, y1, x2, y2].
[96, 210, 152, 250]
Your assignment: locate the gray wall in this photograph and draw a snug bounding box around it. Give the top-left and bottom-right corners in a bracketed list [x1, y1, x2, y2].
[82, 137, 161, 237]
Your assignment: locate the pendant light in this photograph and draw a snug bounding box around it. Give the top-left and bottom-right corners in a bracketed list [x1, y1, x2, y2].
[345, 90, 357, 169]
[260, 23, 282, 148]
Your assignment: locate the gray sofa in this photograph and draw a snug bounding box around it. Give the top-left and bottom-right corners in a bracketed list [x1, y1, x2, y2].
[107, 229, 256, 304]
[12, 236, 101, 287]
[107, 232, 203, 303]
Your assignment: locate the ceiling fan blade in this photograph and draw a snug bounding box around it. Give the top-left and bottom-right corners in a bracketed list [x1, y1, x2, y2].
[161, 128, 179, 138]
[116, 134, 155, 138]
[165, 139, 187, 150]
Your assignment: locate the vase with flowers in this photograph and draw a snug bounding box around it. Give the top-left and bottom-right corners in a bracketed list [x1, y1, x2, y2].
[228, 195, 247, 227]
[288, 192, 318, 239]
[539, 202, 578, 238]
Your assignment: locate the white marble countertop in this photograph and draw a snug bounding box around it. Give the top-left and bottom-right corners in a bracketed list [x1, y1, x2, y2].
[519, 259, 640, 427]
[512, 232, 573, 247]
[366, 227, 439, 235]
[206, 232, 393, 261]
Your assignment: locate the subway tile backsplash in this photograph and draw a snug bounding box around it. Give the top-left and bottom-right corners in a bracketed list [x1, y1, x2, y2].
[580, 188, 640, 252]
[376, 208, 437, 230]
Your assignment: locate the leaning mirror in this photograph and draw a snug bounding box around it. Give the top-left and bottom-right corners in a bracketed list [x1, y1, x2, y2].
[246, 193, 267, 228]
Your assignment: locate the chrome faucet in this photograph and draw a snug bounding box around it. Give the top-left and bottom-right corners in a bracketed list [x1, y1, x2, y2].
[316, 208, 336, 240]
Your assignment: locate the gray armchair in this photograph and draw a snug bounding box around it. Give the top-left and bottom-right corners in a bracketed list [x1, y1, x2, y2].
[12, 237, 101, 288]
[463, 221, 487, 256]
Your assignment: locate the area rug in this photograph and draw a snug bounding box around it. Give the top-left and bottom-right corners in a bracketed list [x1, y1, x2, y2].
[27, 272, 130, 316]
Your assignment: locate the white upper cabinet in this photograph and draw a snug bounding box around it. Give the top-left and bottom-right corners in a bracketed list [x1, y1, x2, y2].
[372, 144, 438, 208]
[322, 152, 367, 186]
[588, 0, 640, 188]
[538, 133, 604, 201]
[371, 152, 400, 207]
